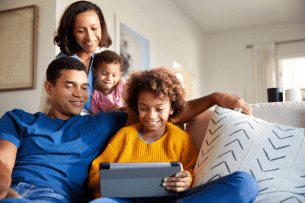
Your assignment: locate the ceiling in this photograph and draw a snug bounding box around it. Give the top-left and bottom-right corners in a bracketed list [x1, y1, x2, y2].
[172, 0, 305, 34]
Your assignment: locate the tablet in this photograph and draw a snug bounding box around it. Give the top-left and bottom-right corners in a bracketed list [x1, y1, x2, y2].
[99, 162, 181, 198]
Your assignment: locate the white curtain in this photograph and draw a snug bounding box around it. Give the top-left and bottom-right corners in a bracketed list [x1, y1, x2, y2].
[253, 43, 276, 103]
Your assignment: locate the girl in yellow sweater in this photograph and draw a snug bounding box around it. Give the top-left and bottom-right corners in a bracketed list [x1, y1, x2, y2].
[88, 67, 259, 203]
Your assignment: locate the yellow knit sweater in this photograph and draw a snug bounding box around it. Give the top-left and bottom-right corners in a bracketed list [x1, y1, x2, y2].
[89, 122, 198, 198]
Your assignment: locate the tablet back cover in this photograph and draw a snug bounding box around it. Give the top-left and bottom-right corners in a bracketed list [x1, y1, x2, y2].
[99, 162, 181, 198]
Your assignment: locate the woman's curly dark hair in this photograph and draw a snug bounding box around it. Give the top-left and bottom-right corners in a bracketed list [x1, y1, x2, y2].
[124, 67, 187, 118]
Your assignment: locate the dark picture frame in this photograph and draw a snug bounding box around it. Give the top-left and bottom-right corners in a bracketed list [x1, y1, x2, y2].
[0, 5, 37, 92]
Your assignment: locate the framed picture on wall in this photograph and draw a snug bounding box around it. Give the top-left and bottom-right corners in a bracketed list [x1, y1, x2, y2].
[0, 5, 37, 92]
[115, 15, 150, 79]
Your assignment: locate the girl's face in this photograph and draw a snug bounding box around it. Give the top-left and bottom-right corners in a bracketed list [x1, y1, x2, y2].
[138, 91, 174, 135]
[73, 10, 102, 55]
[93, 62, 123, 95]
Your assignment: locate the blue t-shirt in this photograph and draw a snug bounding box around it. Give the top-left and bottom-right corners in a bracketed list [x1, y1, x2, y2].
[0, 109, 128, 202]
[57, 53, 95, 111]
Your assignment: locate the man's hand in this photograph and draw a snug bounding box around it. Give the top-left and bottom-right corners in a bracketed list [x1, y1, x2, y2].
[0, 188, 20, 200]
[162, 167, 191, 192]
[0, 140, 18, 200]
[214, 92, 252, 116]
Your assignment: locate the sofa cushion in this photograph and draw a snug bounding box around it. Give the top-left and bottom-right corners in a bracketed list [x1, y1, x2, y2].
[186, 101, 305, 154]
[192, 106, 305, 202]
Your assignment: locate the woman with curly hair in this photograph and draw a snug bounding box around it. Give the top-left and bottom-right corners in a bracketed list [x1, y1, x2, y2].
[88, 67, 259, 203]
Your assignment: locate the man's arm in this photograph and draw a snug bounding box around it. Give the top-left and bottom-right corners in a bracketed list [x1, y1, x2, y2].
[170, 92, 252, 126]
[0, 140, 20, 199]
[125, 92, 252, 127]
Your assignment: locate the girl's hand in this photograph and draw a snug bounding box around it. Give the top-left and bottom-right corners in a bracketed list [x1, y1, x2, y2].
[162, 170, 191, 192]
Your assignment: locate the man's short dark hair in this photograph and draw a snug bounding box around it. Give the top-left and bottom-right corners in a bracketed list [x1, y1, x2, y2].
[46, 57, 87, 86]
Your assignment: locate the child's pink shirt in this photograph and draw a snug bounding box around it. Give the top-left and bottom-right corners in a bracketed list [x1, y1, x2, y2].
[91, 79, 127, 113]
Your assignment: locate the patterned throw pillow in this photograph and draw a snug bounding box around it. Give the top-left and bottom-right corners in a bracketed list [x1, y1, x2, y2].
[192, 106, 305, 203]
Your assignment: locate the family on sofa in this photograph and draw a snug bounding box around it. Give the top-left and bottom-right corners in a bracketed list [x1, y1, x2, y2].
[0, 1, 263, 203]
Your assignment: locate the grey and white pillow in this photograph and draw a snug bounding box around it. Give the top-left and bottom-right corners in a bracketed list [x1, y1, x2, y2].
[192, 106, 305, 203]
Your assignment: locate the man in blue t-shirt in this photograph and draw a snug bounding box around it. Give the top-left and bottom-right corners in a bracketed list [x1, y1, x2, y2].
[0, 57, 252, 203]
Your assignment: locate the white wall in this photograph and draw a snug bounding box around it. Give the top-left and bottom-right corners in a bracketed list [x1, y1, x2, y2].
[203, 21, 305, 104]
[57, 0, 205, 99]
[0, 0, 57, 117]
[3, 0, 303, 117]
[0, 0, 205, 117]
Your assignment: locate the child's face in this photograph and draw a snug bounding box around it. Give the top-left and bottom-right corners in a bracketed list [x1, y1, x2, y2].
[138, 91, 174, 134]
[93, 62, 123, 94]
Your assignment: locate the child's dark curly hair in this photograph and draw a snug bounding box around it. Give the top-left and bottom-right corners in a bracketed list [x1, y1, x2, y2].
[93, 50, 123, 71]
[124, 67, 187, 118]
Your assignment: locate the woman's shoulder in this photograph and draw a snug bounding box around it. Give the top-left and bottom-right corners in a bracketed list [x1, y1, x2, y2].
[56, 52, 79, 60]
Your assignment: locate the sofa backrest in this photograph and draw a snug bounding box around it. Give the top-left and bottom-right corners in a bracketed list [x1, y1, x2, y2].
[250, 101, 305, 128]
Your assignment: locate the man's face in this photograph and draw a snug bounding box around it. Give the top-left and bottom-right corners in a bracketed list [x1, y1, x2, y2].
[45, 69, 88, 120]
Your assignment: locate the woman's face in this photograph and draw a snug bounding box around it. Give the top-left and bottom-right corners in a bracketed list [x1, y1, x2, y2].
[73, 10, 102, 55]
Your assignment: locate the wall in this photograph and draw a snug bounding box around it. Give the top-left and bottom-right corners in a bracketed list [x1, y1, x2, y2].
[0, 0, 205, 117]
[56, 0, 205, 99]
[0, 0, 57, 117]
[203, 21, 305, 104]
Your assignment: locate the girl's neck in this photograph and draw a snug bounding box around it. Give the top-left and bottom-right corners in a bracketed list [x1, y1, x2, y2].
[76, 52, 93, 72]
[140, 127, 166, 142]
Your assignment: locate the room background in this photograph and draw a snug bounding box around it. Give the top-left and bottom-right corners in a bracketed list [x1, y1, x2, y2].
[0, 0, 304, 117]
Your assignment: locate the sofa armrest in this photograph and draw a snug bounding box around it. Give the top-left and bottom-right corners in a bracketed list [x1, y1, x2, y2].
[185, 106, 215, 152]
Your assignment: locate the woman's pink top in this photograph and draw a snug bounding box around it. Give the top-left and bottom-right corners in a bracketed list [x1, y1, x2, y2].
[91, 79, 126, 113]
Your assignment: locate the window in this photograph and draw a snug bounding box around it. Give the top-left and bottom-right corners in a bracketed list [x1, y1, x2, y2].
[278, 56, 305, 101]
[173, 61, 194, 100]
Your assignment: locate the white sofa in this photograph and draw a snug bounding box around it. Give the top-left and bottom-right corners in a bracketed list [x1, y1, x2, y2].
[185, 101, 305, 203]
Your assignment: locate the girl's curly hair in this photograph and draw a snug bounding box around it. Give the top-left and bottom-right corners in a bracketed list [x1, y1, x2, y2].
[124, 67, 187, 118]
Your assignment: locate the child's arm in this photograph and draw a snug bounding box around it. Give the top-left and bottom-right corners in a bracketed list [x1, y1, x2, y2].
[162, 130, 198, 192]
[88, 144, 118, 198]
[106, 106, 126, 112]
[88, 127, 129, 198]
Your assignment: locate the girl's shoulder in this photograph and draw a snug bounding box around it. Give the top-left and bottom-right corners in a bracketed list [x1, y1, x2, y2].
[166, 123, 191, 139]
[118, 123, 141, 133]
[114, 78, 127, 94]
[91, 89, 103, 97]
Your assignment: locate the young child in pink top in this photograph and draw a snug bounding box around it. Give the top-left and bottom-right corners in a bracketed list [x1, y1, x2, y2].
[91, 50, 127, 114]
